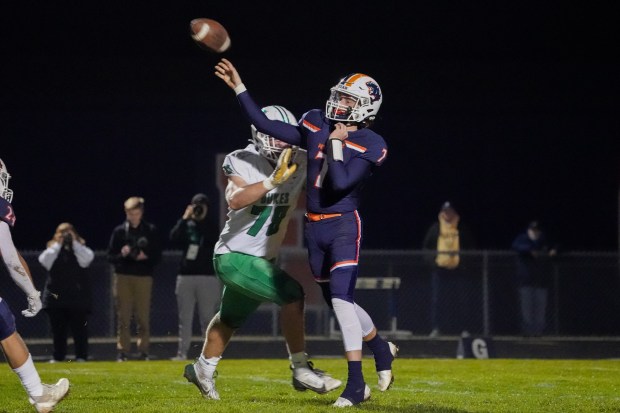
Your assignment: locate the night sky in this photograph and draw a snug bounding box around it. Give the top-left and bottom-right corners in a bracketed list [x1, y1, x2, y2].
[2, 2, 617, 251]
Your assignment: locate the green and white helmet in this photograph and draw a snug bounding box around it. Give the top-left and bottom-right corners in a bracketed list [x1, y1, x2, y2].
[250, 105, 298, 163]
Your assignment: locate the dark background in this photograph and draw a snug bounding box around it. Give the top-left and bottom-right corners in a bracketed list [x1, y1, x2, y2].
[2, 1, 618, 251]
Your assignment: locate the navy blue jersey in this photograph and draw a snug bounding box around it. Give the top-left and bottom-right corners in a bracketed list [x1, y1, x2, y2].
[0, 198, 15, 227]
[237, 92, 388, 214]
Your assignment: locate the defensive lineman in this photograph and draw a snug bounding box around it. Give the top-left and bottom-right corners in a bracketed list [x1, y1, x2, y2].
[184, 106, 341, 399]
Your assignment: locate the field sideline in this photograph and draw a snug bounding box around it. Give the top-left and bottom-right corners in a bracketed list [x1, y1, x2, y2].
[0, 358, 618, 412]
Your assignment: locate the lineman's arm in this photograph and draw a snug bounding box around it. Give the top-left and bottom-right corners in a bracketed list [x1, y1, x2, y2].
[226, 148, 297, 210]
[0, 221, 42, 317]
[225, 175, 270, 211]
[0, 221, 37, 295]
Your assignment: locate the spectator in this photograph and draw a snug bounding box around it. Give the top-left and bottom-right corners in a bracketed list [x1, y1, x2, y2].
[38, 222, 95, 362]
[169, 193, 221, 361]
[107, 196, 162, 361]
[0, 157, 70, 412]
[511, 221, 557, 337]
[423, 201, 477, 337]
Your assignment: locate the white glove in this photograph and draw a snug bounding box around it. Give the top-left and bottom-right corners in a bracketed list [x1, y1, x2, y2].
[21, 291, 42, 317]
[263, 148, 298, 190]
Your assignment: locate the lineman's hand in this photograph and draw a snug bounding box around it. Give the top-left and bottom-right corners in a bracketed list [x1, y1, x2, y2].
[215, 58, 243, 90]
[263, 148, 297, 190]
[21, 291, 42, 317]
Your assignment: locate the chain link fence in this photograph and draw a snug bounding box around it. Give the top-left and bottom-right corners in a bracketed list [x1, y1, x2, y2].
[2, 249, 619, 340]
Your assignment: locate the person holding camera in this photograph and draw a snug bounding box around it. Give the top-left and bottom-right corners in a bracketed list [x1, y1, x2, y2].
[169, 193, 220, 361]
[38, 222, 94, 363]
[107, 196, 162, 361]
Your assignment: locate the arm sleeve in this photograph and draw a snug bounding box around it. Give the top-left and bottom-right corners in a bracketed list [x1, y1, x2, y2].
[326, 154, 373, 192]
[0, 221, 38, 296]
[38, 242, 62, 270]
[237, 91, 303, 146]
[73, 241, 95, 268]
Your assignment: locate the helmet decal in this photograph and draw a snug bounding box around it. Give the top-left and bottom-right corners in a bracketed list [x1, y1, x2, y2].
[366, 81, 381, 103]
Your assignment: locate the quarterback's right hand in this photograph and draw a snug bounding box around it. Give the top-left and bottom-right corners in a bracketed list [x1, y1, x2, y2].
[21, 291, 42, 317]
[263, 148, 297, 190]
[215, 58, 243, 90]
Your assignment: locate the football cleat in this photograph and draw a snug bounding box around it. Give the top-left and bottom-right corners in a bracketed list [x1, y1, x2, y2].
[29, 378, 70, 413]
[332, 384, 371, 408]
[183, 363, 220, 400]
[292, 361, 342, 394]
[377, 341, 399, 391]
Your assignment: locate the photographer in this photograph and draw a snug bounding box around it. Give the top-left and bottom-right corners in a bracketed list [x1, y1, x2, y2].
[169, 193, 220, 360]
[38, 223, 94, 362]
[107, 196, 161, 361]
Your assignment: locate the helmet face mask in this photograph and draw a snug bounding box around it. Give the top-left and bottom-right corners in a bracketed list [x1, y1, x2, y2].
[251, 131, 291, 162]
[251, 105, 298, 163]
[325, 73, 382, 124]
[0, 158, 13, 203]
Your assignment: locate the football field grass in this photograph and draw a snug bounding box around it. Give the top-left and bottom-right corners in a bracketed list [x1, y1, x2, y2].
[0, 358, 618, 412]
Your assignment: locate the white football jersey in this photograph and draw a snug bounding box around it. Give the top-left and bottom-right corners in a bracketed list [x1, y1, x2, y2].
[214, 144, 306, 260]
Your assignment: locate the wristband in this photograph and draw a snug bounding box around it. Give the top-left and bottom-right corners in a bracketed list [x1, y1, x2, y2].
[262, 179, 275, 190]
[329, 139, 344, 162]
[234, 83, 247, 95]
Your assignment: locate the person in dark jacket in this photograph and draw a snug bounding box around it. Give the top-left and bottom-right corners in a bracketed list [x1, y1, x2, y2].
[511, 221, 557, 337]
[38, 222, 94, 362]
[423, 201, 477, 337]
[169, 193, 221, 361]
[107, 196, 162, 361]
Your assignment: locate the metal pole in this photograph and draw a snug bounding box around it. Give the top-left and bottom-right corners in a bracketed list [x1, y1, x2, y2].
[108, 265, 115, 337]
[482, 251, 490, 336]
[553, 264, 560, 335]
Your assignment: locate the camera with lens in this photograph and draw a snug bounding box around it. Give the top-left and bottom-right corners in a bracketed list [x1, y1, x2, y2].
[61, 232, 73, 249]
[191, 204, 207, 221]
[129, 236, 149, 258]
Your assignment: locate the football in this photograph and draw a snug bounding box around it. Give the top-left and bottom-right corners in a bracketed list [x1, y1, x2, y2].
[189, 18, 231, 53]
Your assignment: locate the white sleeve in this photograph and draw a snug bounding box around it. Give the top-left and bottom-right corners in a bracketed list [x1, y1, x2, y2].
[72, 241, 95, 268]
[0, 221, 38, 296]
[38, 242, 62, 270]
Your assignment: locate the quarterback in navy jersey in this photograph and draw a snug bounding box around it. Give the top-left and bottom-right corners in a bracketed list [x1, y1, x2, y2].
[215, 59, 397, 408]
